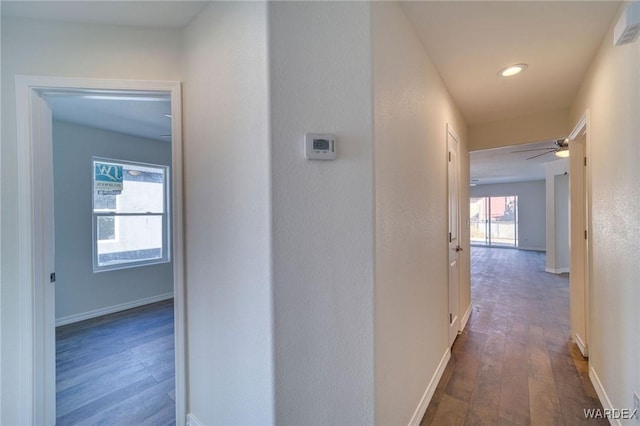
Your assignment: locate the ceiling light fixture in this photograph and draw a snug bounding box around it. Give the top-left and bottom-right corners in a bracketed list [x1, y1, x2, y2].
[498, 63, 528, 77]
[555, 150, 570, 158]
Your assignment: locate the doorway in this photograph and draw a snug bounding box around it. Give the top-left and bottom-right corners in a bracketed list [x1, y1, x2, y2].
[49, 91, 176, 423]
[15, 76, 186, 425]
[467, 113, 591, 359]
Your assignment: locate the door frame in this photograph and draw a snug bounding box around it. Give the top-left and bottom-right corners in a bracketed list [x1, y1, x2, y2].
[15, 75, 186, 425]
[568, 110, 591, 357]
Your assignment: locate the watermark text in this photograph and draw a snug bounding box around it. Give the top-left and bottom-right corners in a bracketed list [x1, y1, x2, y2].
[584, 408, 638, 420]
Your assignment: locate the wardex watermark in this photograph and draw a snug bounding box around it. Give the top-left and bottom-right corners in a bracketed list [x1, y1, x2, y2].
[584, 408, 638, 420]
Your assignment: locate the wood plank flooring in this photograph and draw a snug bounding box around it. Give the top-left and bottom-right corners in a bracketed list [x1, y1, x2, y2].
[421, 247, 606, 425]
[56, 299, 176, 425]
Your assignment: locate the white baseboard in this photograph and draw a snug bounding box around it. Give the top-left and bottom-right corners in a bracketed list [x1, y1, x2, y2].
[545, 267, 570, 274]
[186, 413, 204, 426]
[460, 303, 472, 331]
[518, 246, 546, 252]
[574, 333, 588, 357]
[589, 366, 622, 426]
[55, 292, 174, 327]
[408, 347, 451, 426]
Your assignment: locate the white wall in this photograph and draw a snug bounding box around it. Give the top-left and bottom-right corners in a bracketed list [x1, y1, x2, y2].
[468, 108, 570, 151]
[372, 3, 469, 424]
[554, 174, 569, 271]
[471, 181, 546, 251]
[545, 159, 570, 273]
[268, 2, 375, 424]
[1, 17, 182, 424]
[570, 3, 640, 414]
[52, 120, 173, 321]
[183, 3, 274, 424]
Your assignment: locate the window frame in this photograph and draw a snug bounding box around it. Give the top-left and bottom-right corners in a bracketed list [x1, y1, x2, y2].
[92, 156, 171, 272]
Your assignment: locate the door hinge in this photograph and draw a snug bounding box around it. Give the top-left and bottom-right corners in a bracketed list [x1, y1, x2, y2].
[584, 157, 587, 167]
[449, 313, 453, 324]
[449, 151, 451, 162]
[449, 232, 452, 243]
[585, 230, 588, 240]
[50, 272, 56, 283]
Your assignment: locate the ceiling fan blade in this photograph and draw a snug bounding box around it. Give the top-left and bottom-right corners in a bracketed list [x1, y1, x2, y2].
[526, 151, 556, 160]
[511, 147, 556, 153]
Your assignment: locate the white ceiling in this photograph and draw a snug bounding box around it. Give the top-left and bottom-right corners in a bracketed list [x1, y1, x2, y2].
[1, 1, 208, 28]
[47, 94, 172, 142]
[401, 1, 620, 125]
[3, 1, 622, 182]
[400, 1, 619, 184]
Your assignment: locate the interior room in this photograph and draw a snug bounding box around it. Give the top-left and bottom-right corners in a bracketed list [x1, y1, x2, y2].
[50, 93, 176, 423]
[2, 1, 639, 425]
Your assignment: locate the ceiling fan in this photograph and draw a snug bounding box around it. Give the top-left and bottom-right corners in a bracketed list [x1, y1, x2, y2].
[511, 138, 569, 160]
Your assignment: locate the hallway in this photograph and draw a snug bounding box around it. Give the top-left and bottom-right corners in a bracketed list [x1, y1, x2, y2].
[421, 247, 606, 425]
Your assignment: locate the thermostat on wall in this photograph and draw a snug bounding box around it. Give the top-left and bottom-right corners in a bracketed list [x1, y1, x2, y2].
[304, 133, 337, 160]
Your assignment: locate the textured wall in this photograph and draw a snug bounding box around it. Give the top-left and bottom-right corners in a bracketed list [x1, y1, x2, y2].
[570, 3, 640, 414]
[183, 3, 274, 424]
[268, 2, 375, 423]
[373, 3, 469, 423]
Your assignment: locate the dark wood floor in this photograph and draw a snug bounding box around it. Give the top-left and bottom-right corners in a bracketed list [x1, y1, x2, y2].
[56, 299, 176, 425]
[421, 247, 607, 425]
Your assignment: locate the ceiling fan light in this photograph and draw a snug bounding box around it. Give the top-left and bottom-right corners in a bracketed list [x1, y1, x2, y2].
[555, 150, 570, 158]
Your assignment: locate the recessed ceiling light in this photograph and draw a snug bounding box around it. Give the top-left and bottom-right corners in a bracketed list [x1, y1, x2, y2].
[498, 63, 528, 77]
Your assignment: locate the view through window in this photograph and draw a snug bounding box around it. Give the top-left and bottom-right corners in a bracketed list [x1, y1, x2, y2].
[93, 158, 169, 271]
[470, 196, 518, 247]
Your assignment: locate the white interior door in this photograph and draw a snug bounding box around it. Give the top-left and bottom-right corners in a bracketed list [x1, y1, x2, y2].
[569, 133, 590, 356]
[447, 126, 461, 347]
[568, 113, 590, 357]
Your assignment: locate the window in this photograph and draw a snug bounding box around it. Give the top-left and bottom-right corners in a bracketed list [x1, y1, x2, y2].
[470, 195, 518, 247]
[92, 158, 170, 272]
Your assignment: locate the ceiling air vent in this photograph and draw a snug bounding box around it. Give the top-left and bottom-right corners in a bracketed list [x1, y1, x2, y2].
[614, 2, 640, 46]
